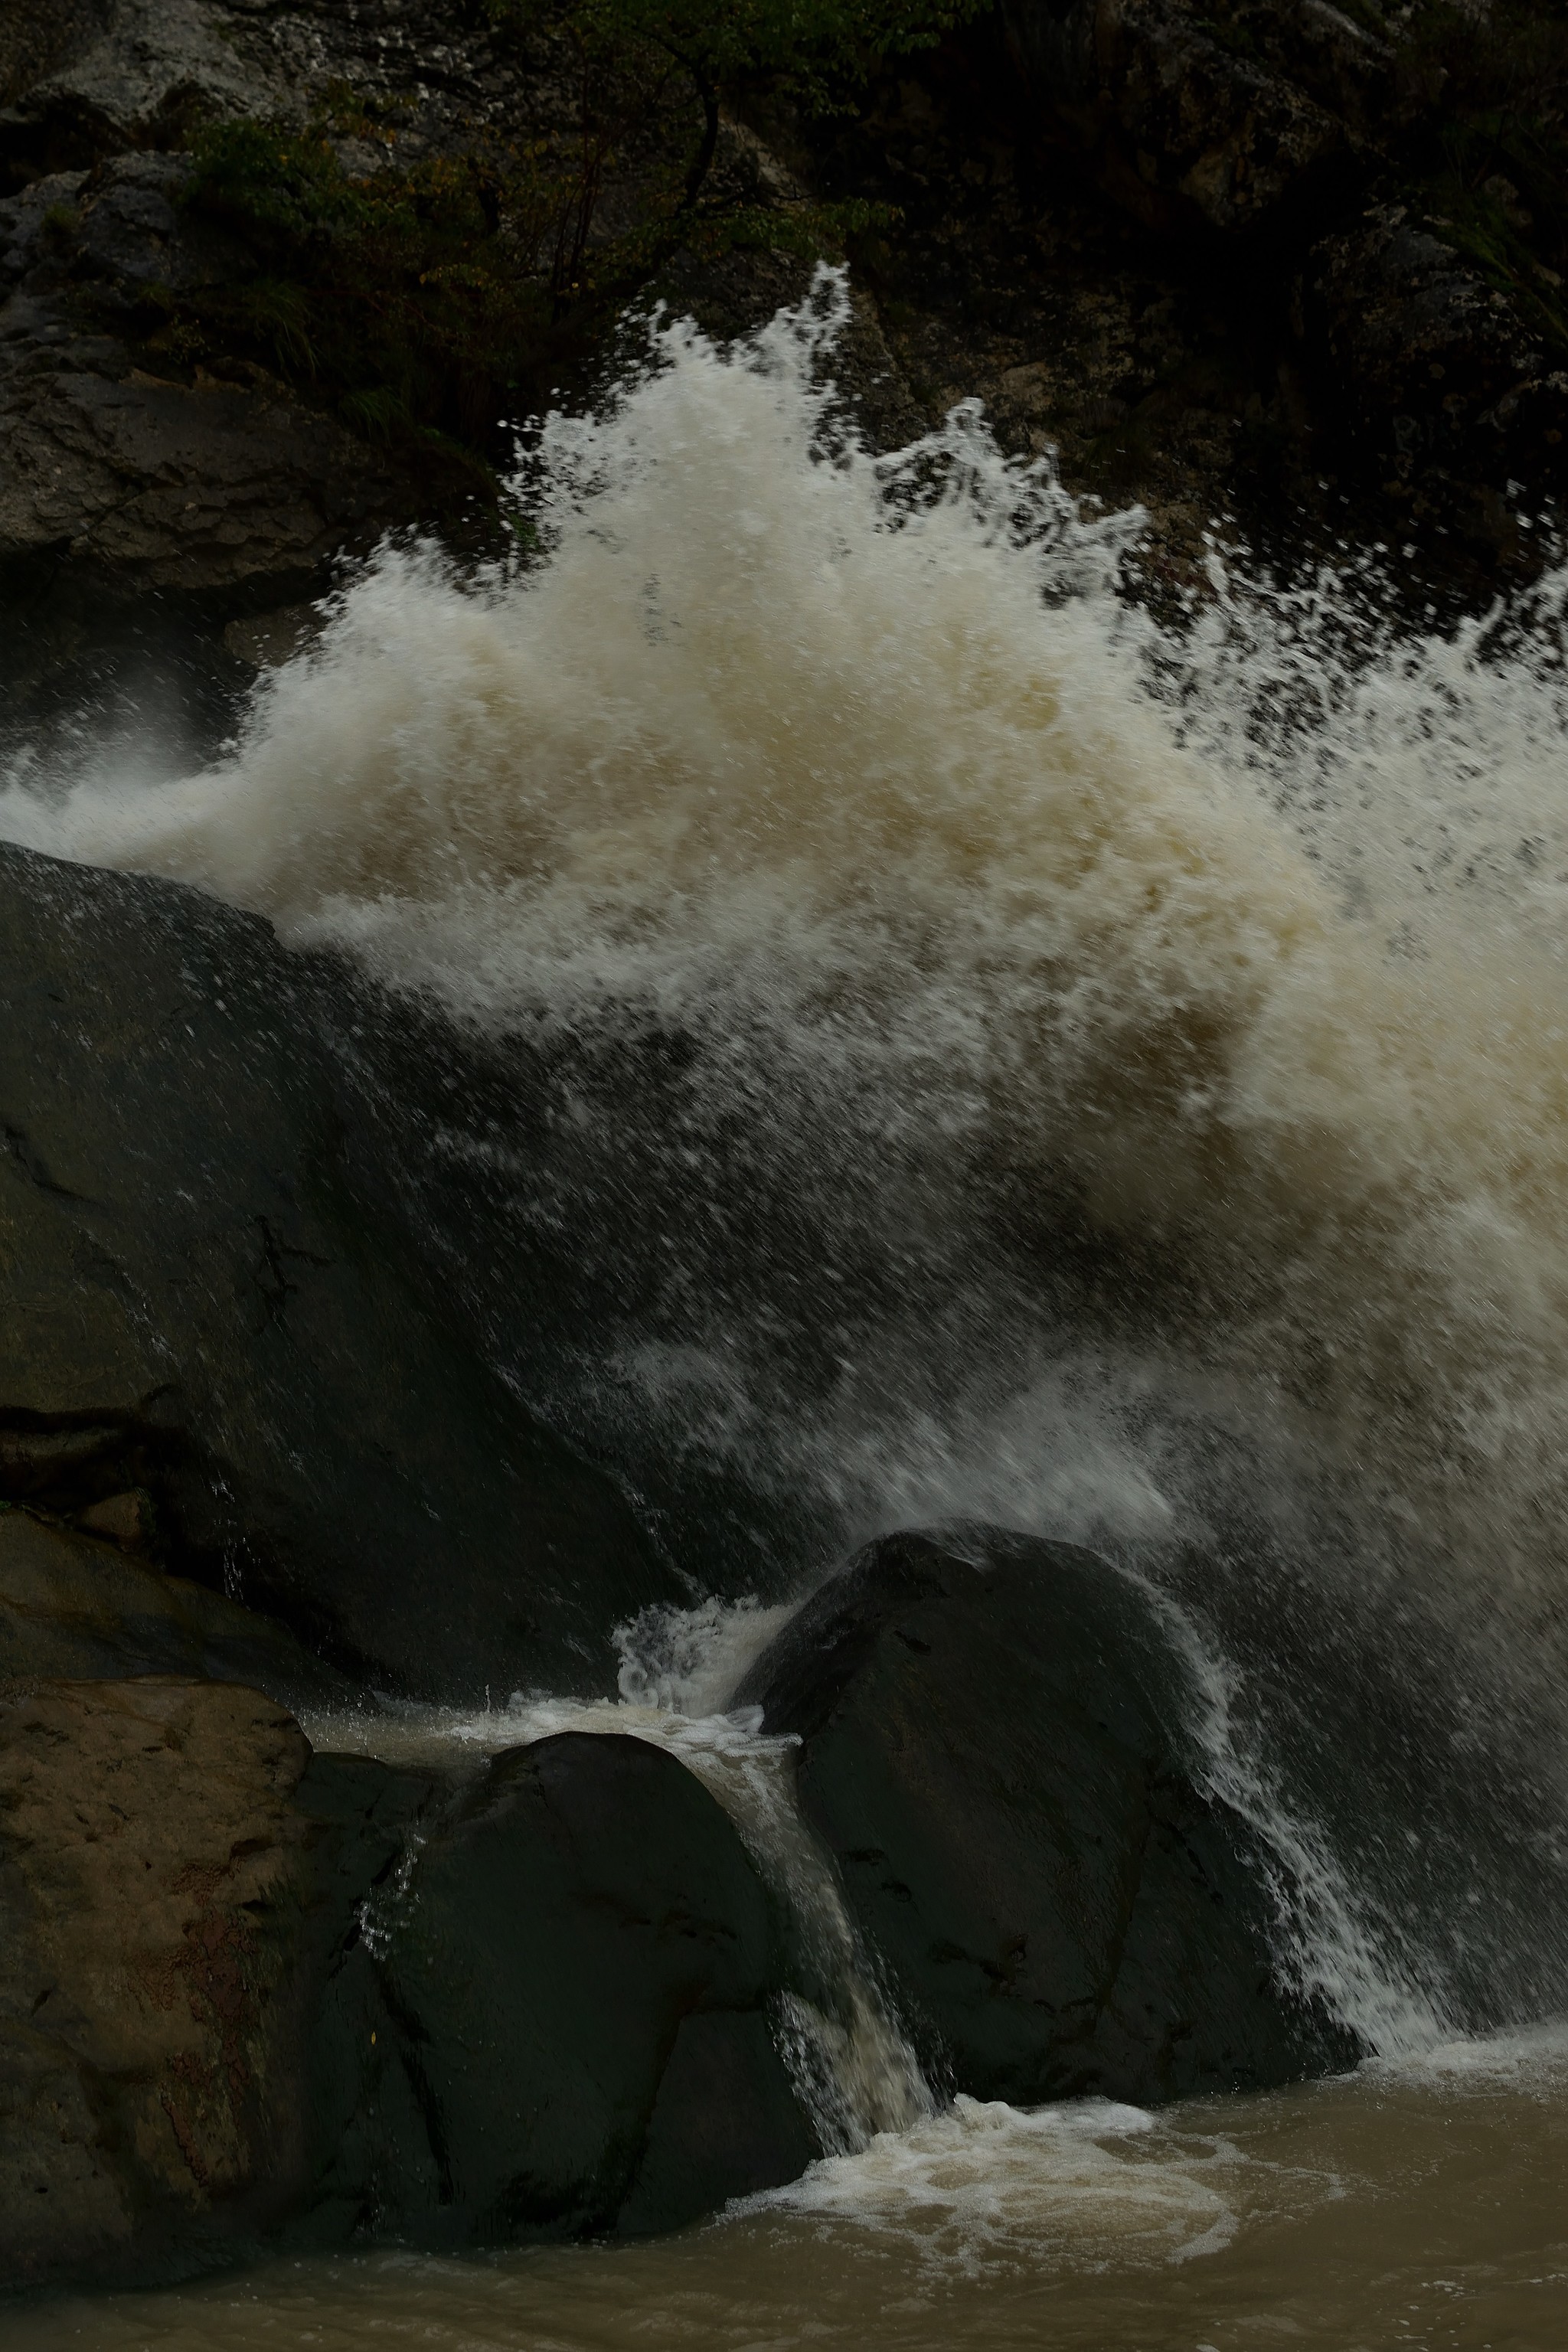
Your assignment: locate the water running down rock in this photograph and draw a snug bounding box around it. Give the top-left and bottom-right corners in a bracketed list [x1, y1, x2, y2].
[731, 1529, 1362, 2106]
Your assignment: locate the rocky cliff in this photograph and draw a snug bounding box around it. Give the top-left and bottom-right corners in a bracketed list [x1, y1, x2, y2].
[2, 0, 1564, 741]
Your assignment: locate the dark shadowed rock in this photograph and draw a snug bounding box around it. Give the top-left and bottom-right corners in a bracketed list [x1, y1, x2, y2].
[1303, 200, 1568, 501]
[0, 1699, 818, 2286]
[1002, 0, 1385, 238]
[329, 1732, 819, 2245]
[0, 1676, 425, 2290]
[0, 0, 535, 193]
[0, 839, 682, 1699]
[0, 2, 114, 116]
[732, 1530, 1361, 2107]
[0, 152, 466, 608]
[0, 1507, 350, 1712]
[0, 0, 285, 185]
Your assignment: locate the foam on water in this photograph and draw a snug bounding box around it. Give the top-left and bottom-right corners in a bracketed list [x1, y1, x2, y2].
[738, 2092, 1255, 2273]
[13, 267, 1568, 2046]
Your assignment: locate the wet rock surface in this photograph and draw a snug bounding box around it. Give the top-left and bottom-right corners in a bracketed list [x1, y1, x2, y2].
[320, 1731, 819, 2246]
[0, 1694, 820, 2288]
[0, 1508, 347, 1711]
[0, 838, 680, 1700]
[733, 1530, 1362, 2107]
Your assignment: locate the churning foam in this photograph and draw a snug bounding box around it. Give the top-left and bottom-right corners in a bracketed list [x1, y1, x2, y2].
[740, 2094, 1256, 2272]
[13, 266, 1568, 2033]
[10, 272, 1568, 1557]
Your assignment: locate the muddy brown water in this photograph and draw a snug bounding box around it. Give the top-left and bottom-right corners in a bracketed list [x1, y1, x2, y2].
[12, 2039, 1567, 2352]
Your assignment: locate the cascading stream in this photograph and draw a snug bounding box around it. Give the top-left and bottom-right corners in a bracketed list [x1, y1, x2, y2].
[9, 268, 1568, 2050]
[305, 1592, 936, 2157]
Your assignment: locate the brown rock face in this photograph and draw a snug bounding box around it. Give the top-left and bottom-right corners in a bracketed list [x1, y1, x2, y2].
[0, 1677, 320, 2286]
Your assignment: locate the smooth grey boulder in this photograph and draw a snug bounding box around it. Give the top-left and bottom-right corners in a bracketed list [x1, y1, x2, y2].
[0, 839, 682, 1700]
[732, 1530, 1364, 2108]
[319, 1731, 820, 2244]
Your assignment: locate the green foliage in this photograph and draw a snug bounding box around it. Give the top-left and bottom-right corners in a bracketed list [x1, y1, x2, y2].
[1390, 0, 1568, 351]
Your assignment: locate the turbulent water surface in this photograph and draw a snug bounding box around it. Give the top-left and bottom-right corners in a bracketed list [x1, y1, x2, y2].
[8, 270, 1568, 2343]
[9, 2038, 1568, 2348]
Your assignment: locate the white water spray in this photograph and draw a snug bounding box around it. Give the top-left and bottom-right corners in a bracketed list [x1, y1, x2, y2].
[12, 267, 1568, 2042]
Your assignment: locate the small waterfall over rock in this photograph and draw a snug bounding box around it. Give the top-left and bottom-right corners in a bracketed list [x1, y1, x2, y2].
[11, 266, 1568, 2053]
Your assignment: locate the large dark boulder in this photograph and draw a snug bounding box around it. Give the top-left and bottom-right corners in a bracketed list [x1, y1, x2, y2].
[0, 839, 682, 1699]
[0, 1691, 817, 2290]
[320, 1731, 820, 2246]
[732, 1530, 1361, 2108]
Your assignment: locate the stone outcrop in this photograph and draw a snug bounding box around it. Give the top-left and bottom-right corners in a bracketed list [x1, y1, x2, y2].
[0, 1509, 346, 1711]
[0, 0, 537, 678]
[0, 1677, 419, 2288]
[1003, 0, 1387, 238]
[0, 839, 682, 1700]
[0, 0, 529, 190]
[0, 1694, 820, 2288]
[1303, 200, 1568, 505]
[315, 1731, 820, 2244]
[987, 0, 1568, 543]
[732, 1530, 1362, 2106]
[0, 4, 114, 119]
[0, 152, 469, 617]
